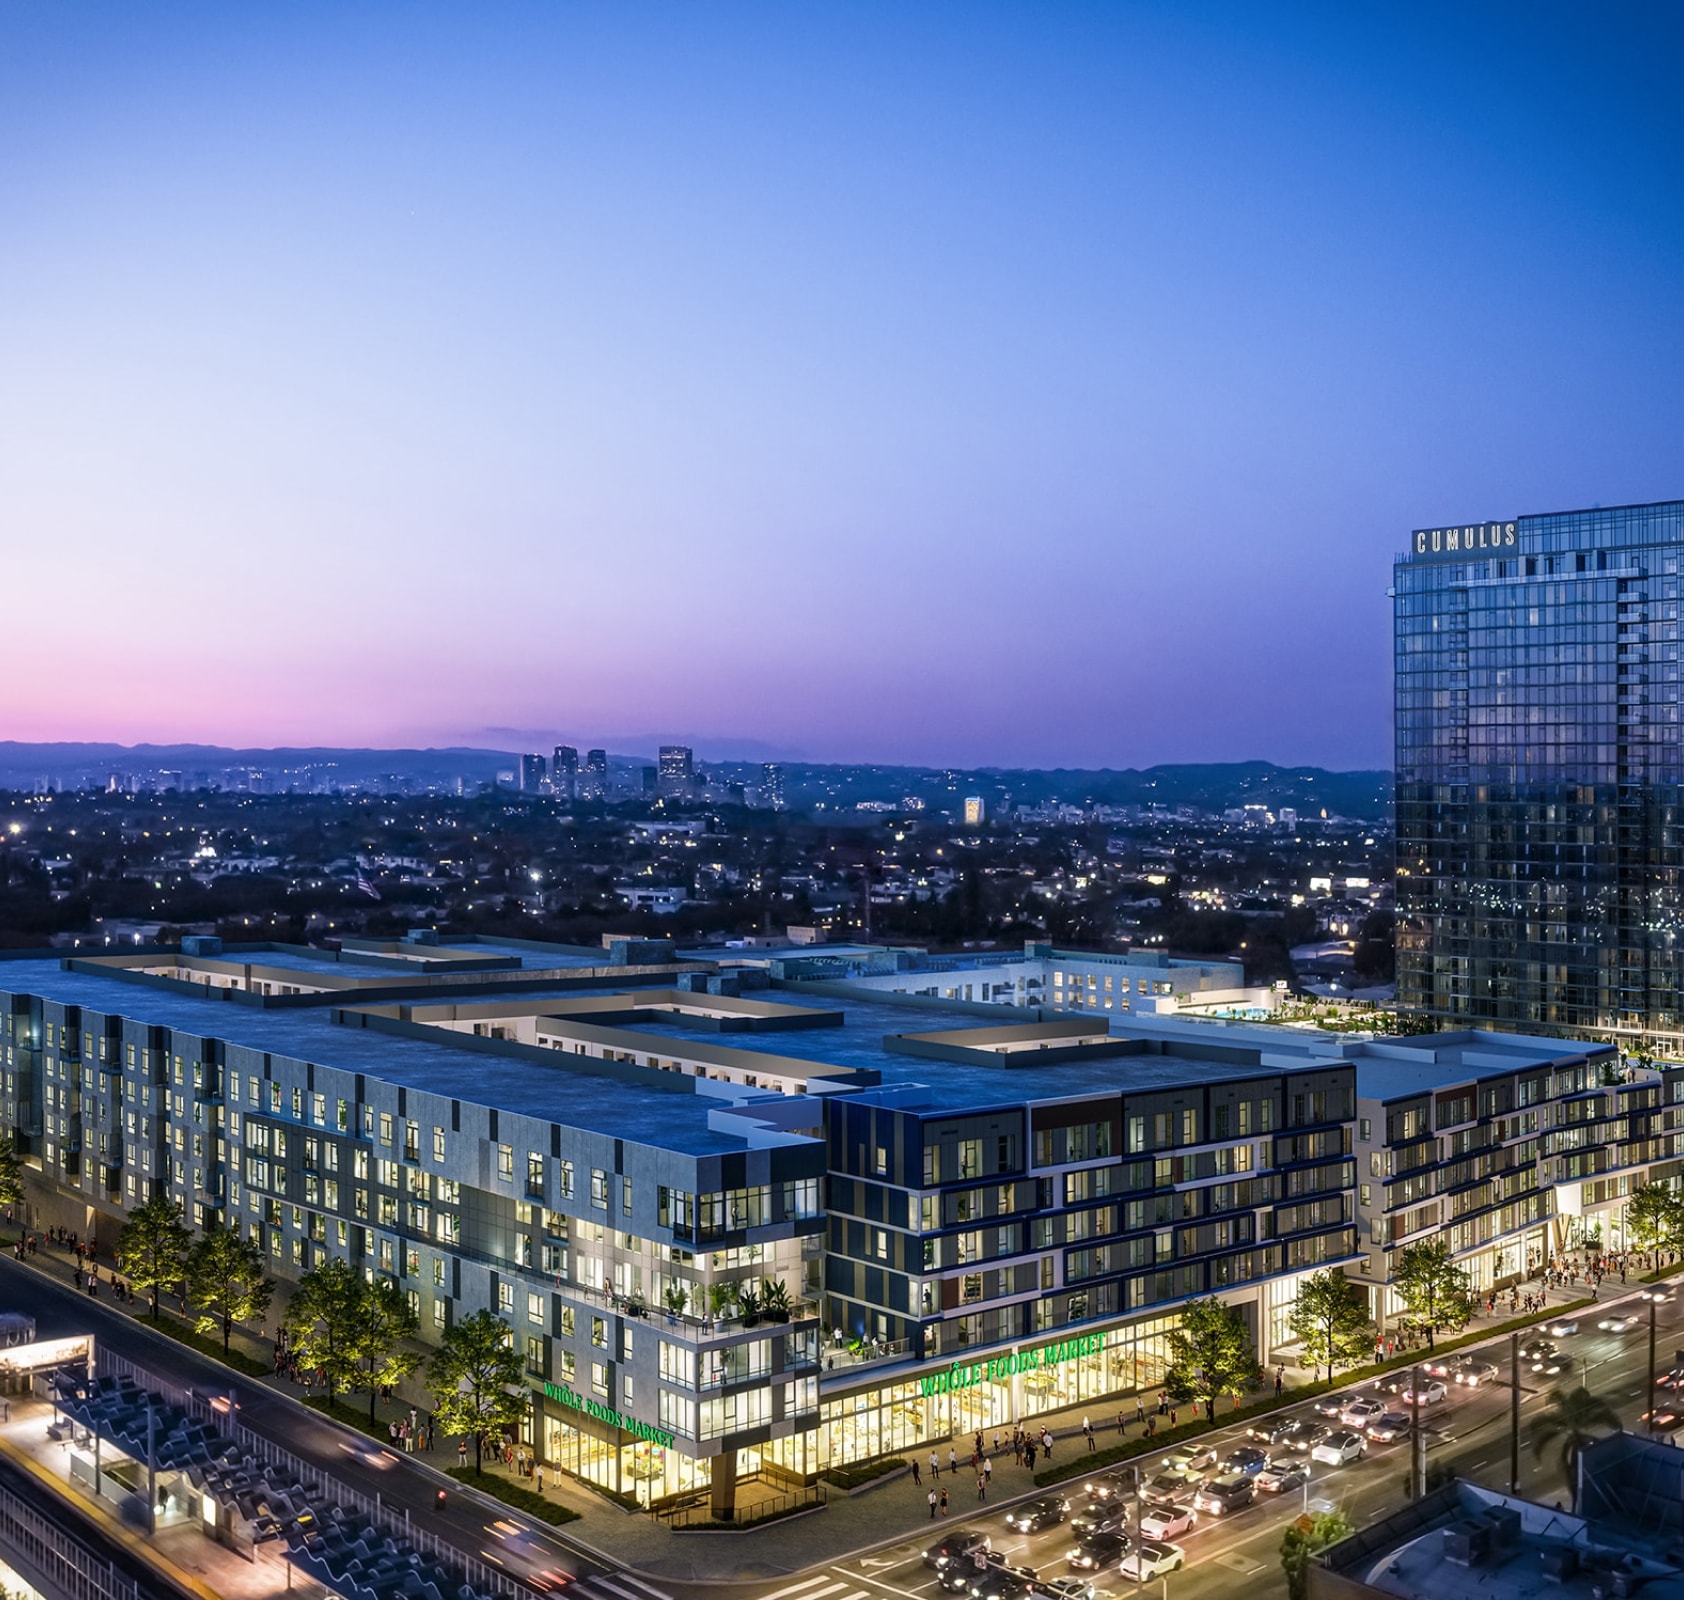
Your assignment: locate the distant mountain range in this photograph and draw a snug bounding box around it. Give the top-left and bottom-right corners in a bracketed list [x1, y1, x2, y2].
[0, 742, 1391, 816]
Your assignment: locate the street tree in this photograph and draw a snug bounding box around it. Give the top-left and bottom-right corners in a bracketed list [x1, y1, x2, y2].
[1164, 1295, 1262, 1421]
[354, 1277, 422, 1425]
[1288, 1268, 1374, 1381]
[1532, 1385, 1621, 1481]
[289, 1257, 364, 1403]
[187, 1223, 274, 1356]
[427, 1309, 528, 1472]
[1281, 1510, 1354, 1600]
[1625, 1184, 1683, 1254]
[0, 1131, 24, 1230]
[115, 1194, 193, 1319]
[1392, 1239, 1474, 1349]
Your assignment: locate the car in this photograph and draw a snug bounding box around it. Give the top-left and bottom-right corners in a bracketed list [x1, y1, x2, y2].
[1221, 1445, 1271, 1477]
[1192, 1473, 1256, 1516]
[1141, 1470, 1198, 1509]
[926, 1533, 991, 1571]
[942, 1553, 1013, 1595]
[1599, 1314, 1639, 1333]
[1339, 1398, 1385, 1429]
[1256, 1461, 1311, 1494]
[1453, 1358, 1500, 1388]
[1028, 1581, 1093, 1600]
[1643, 1407, 1684, 1432]
[1004, 1499, 1070, 1535]
[1529, 1348, 1572, 1377]
[1065, 1531, 1130, 1572]
[1657, 1368, 1684, 1391]
[1138, 1504, 1197, 1541]
[1400, 1378, 1448, 1406]
[1312, 1430, 1368, 1466]
[1163, 1443, 1219, 1475]
[1118, 1543, 1186, 1581]
[1079, 1468, 1137, 1503]
[1069, 1507, 1128, 1542]
[968, 1572, 1034, 1600]
[1365, 1412, 1414, 1443]
[1547, 1318, 1581, 1338]
[1279, 1420, 1331, 1453]
[1314, 1392, 1359, 1418]
[1421, 1354, 1456, 1379]
[1246, 1417, 1298, 1447]
[1518, 1338, 1557, 1363]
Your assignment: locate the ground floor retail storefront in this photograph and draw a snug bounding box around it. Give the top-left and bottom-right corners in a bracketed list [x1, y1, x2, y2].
[531, 1301, 1272, 1506]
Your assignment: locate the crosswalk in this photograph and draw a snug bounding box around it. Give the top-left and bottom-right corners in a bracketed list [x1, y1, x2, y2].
[569, 1572, 674, 1600]
[754, 1575, 875, 1600]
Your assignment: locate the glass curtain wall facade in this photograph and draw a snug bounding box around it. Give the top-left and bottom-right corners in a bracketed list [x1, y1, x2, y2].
[1396, 501, 1684, 1048]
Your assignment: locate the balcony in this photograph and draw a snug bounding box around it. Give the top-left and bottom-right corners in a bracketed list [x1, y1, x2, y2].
[821, 1334, 913, 1374]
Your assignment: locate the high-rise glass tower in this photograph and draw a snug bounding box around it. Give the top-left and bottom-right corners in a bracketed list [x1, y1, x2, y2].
[1395, 499, 1684, 1049]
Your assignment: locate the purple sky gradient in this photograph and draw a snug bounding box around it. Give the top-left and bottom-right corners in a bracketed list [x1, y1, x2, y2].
[2, 3, 1680, 769]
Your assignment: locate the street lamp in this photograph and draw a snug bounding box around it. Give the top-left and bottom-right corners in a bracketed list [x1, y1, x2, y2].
[1642, 1288, 1671, 1435]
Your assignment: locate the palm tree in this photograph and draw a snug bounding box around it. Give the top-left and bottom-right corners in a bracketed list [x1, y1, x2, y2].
[1531, 1386, 1621, 1482]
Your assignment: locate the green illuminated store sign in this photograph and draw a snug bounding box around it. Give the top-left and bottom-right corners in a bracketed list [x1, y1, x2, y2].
[918, 1332, 1105, 1398]
[541, 1382, 675, 1449]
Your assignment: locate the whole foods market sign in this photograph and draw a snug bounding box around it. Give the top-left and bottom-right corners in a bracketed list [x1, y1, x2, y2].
[541, 1382, 675, 1449]
[919, 1333, 1105, 1398]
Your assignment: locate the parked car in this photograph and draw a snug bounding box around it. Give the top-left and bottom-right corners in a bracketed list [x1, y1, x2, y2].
[1141, 1471, 1198, 1509]
[1339, 1398, 1385, 1429]
[1246, 1418, 1298, 1447]
[1118, 1543, 1186, 1580]
[1256, 1461, 1310, 1494]
[1193, 1473, 1257, 1516]
[1400, 1378, 1448, 1406]
[1139, 1505, 1197, 1541]
[927, 1533, 991, 1571]
[1453, 1358, 1500, 1387]
[1547, 1317, 1580, 1338]
[1066, 1532, 1130, 1573]
[1314, 1392, 1359, 1418]
[1365, 1412, 1414, 1443]
[1005, 1499, 1070, 1535]
[1221, 1446, 1271, 1477]
[1163, 1443, 1219, 1475]
[1312, 1430, 1368, 1467]
[1599, 1314, 1639, 1334]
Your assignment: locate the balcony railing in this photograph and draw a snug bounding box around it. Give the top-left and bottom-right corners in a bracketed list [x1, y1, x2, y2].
[822, 1335, 913, 1373]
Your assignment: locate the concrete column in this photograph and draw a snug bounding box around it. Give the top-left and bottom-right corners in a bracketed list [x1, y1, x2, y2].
[710, 1451, 738, 1521]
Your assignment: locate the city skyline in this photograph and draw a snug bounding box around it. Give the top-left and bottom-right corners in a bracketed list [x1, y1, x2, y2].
[4, 4, 1681, 768]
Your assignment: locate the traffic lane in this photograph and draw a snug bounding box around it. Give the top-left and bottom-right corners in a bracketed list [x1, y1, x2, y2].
[0, 1256, 601, 1586]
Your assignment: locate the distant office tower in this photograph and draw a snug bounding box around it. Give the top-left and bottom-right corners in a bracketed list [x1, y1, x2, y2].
[761, 763, 786, 810]
[1278, 808, 1298, 833]
[582, 749, 608, 799]
[552, 745, 579, 803]
[1395, 498, 1684, 1049]
[641, 766, 657, 795]
[658, 745, 694, 799]
[518, 753, 547, 793]
[963, 796, 986, 826]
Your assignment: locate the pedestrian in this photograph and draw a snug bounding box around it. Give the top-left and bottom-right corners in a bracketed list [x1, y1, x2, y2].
[1083, 1417, 1094, 1452]
[984, 1457, 992, 1484]
[949, 1448, 958, 1475]
[1117, 1410, 1126, 1435]
[929, 1489, 938, 1519]
[536, 1466, 544, 1492]
[459, 1440, 469, 1467]
[977, 1475, 986, 1501]
[940, 1489, 948, 1517]
[912, 1458, 921, 1486]
[930, 1449, 940, 1479]
[1136, 1397, 1146, 1424]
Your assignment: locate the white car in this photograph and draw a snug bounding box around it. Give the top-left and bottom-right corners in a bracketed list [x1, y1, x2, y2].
[1400, 1378, 1448, 1406]
[1118, 1543, 1185, 1580]
[1599, 1314, 1639, 1334]
[1547, 1318, 1580, 1338]
[1139, 1505, 1197, 1541]
[1340, 1398, 1385, 1429]
[1311, 1430, 1368, 1466]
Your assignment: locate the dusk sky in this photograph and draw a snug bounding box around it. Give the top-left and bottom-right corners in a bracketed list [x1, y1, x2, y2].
[3, 3, 1680, 771]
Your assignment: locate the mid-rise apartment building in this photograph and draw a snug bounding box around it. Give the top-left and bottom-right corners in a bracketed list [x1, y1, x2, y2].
[0, 936, 1673, 1518]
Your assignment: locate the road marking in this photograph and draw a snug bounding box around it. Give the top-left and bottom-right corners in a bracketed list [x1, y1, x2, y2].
[579, 1581, 671, 1600]
[1215, 1553, 1266, 1576]
[842, 1573, 936, 1600]
[760, 1582, 848, 1600]
[600, 1577, 671, 1600]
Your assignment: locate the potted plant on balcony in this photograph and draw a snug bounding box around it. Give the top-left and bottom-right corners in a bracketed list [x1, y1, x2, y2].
[738, 1283, 762, 1327]
[707, 1282, 733, 1328]
[761, 1278, 792, 1323]
[626, 1290, 647, 1319]
[664, 1284, 689, 1323]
